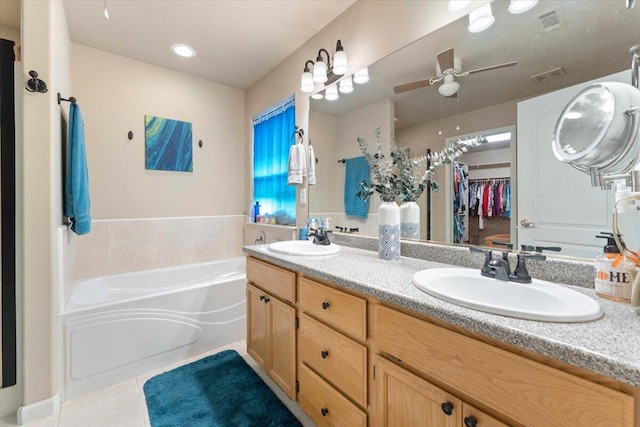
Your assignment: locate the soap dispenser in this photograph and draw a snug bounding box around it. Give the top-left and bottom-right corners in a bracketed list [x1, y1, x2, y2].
[595, 232, 630, 302]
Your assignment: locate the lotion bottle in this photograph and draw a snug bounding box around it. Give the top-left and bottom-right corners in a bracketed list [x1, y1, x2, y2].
[595, 232, 630, 302]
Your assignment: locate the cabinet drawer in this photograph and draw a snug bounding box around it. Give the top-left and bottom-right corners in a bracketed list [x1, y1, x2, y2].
[299, 313, 367, 407]
[462, 403, 511, 427]
[246, 257, 295, 302]
[299, 277, 366, 340]
[374, 305, 634, 427]
[298, 363, 367, 427]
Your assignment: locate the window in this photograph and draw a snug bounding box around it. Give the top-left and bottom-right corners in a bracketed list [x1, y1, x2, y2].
[252, 97, 296, 225]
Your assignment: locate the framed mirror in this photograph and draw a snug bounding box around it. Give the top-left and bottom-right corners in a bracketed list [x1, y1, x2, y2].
[308, 0, 640, 259]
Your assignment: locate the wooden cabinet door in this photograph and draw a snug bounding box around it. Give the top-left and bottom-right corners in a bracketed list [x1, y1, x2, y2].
[246, 284, 269, 368]
[268, 296, 297, 401]
[375, 356, 461, 427]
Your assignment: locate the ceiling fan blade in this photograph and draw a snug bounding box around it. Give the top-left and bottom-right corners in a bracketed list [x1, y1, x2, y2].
[462, 61, 518, 76]
[393, 78, 434, 94]
[437, 48, 455, 73]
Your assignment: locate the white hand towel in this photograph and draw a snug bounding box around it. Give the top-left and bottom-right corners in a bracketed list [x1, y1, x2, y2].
[287, 144, 305, 185]
[308, 144, 316, 185]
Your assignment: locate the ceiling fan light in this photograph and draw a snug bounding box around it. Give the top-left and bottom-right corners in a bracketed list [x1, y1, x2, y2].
[508, 0, 539, 14]
[325, 84, 339, 101]
[339, 75, 354, 93]
[438, 81, 460, 97]
[313, 60, 328, 83]
[447, 0, 472, 12]
[468, 4, 495, 33]
[353, 67, 369, 84]
[300, 71, 315, 93]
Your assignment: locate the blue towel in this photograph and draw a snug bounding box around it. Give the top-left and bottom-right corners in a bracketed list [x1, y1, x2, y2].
[64, 103, 91, 235]
[344, 156, 370, 219]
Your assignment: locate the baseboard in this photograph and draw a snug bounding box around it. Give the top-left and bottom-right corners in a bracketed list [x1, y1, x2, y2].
[16, 392, 60, 425]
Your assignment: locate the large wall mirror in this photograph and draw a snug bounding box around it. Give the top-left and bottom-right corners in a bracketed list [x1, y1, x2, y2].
[308, 0, 640, 260]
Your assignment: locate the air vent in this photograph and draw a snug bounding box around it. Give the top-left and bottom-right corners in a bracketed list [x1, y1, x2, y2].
[537, 9, 562, 31]
[531, 67, 566, 83]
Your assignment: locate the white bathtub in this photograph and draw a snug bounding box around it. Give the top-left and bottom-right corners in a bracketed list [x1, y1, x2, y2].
[59, 257, 247, 400]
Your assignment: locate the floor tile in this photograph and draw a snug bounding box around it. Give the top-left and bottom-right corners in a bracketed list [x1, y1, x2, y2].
[60, 378, 137, 419]
[57, 391, 143, 427]
[0, 414, 58, 427]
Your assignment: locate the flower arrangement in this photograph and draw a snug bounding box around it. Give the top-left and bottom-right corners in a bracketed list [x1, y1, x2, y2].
[356, 126, 487, 203]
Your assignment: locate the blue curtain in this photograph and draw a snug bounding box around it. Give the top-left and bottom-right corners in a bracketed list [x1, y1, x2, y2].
[253, 98, 296, 225]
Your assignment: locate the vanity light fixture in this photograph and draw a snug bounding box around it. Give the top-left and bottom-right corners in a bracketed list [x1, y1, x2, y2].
[300, 40, 348, 91]
[508, 0, 539, 14]
[353, 67, 369, 84]
[339, 75, 354, 93]
[325, 84, 339, 101]
[468, 3, 495, 33]
[447, 0, 472, 12]
[171, 43, 196, 58]
[311, 92, 324, 100]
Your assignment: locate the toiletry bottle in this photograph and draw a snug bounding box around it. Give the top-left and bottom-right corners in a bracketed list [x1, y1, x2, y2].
[248, 201, 254, 223]
[595, 232, 630, 302]
[253, 201, 260, 223]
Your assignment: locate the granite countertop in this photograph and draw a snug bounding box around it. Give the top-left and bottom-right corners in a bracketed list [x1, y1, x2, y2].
[243, 244, 640, 387]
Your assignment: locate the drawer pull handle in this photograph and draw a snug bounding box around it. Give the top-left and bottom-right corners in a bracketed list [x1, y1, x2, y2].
[441, 402, 454, 416]
[264, 297, 270, 303]
[321, 407, 329, 417]
[464, 416, 478, 427]
[321, 350, 329, 359]
[322, 301, 330, 310]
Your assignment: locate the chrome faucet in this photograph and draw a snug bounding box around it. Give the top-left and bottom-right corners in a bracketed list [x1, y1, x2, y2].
[254, 230, 266, 245]
[470, 246, 546, 283]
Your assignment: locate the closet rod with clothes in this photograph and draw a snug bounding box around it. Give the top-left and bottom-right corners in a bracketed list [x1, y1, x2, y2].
[468, 178, 511, 219]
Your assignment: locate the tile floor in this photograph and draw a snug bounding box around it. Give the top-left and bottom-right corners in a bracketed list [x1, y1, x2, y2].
[0, 340, 315, 427]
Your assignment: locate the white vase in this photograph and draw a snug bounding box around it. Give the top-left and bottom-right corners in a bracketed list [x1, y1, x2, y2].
[400, 201, 420, 240]
[378, 201, 401, 260]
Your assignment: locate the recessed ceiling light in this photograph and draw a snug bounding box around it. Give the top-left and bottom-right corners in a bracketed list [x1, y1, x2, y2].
[171, 43, 197, 58]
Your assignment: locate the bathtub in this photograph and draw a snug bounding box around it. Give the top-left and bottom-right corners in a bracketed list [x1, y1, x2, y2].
[59, 257, 247, 400]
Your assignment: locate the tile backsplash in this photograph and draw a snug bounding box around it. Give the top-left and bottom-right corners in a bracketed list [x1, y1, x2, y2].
[73, 215, 245, 280]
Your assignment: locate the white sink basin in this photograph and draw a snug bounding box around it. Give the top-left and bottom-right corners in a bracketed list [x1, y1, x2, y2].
[268, 240, 341, 256]
[412, 268, 603, 322]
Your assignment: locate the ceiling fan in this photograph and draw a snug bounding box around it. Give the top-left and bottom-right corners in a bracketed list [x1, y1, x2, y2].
[393, 47, 517, 97]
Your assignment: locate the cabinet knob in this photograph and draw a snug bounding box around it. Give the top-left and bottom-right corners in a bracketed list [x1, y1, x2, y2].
[441, 402, 454, 416]
[264, 297, 270, 303]
[321, 350, 329, 359]
[322, 301, 330, 310]
[259, 295, 265, 301]
[321, 407, 329, 416]
[464, 416, 478, 427]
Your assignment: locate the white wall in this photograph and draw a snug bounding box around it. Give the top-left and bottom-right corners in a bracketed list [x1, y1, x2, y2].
[0, 24, 20, 43]
[71, 44, 245, 219]
[20, 0, 71, 413]
[308, 110, 338, 213]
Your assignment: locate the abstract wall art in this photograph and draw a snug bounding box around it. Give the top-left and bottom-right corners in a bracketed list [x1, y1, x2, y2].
[145, 115, 193, 172]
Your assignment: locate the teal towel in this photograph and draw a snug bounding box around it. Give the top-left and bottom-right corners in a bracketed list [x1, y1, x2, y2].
[64, 103, 91, 235]
[344, 156, 370, 219]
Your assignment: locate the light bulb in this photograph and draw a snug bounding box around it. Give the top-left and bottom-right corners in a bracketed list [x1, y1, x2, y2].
[339, 76, 353, 93]
[353, 68, 369, 84]
[300, 71, 315, 93]
[171, 44, 197, 58]
[508, 0, 539, 14]
[325, 85, 339, 101]
[468, 4, 495, 33]
[313, 61, 328, 83]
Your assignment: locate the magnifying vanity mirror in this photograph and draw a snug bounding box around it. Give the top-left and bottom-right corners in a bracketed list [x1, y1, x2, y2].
[308, 0, 640, 260]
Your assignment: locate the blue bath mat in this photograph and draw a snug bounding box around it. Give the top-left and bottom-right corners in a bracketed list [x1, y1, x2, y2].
[143, 349, 302, 427]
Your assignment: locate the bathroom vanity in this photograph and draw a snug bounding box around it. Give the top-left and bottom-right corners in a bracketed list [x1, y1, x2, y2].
[243, 244, 640, 427]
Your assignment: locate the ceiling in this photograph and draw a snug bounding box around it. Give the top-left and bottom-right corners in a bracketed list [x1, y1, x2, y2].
[311, 0, 640, 131]
[3, 0, 356, 90]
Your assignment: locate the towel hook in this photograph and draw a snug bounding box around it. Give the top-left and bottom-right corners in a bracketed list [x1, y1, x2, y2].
[26, 70, 48, 93]
[291, 126, 304, 145]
